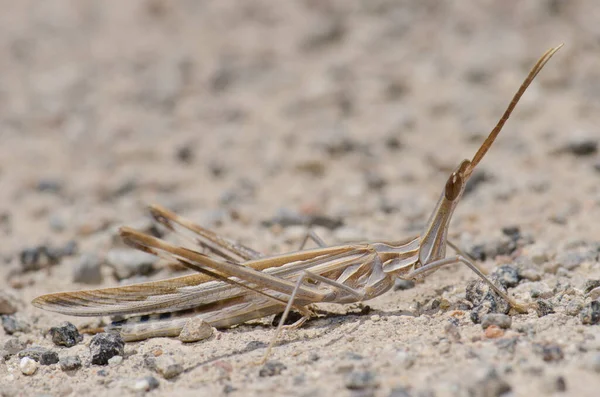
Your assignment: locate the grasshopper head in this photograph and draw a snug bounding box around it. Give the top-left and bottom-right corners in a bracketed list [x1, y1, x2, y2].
[444, 159, 472, 202]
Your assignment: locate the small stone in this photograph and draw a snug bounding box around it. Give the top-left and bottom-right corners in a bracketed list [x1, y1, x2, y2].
[466, 278, 510, 324]
[393, 279, 415, 291]
[519, 268, 542, 282]
[72, 253, 103, 284]
[0, 291, 18, 314]
[481, 313, 512, 330]
[1, 314, 30, 334]
[535, 300, 555, 317]
[178, 318, 213, 342]
[259, 361, 287, 377]
[444, 322, 462, 343]
[89, 333, 125, 365]
[49, 322, 83, 347]
[4, 337, 26, 355]
[554, 251, 587, 270]
[561, 136, 597, 156]
[534, 343, 564, 362]
[133, 376, 160, 392]
[468, 368, 511, 397]
[19, 245, 62, 272]
[36, 179, 63, 193]
[19, 357, 38, 375]
[106, 249, 157, 280]
[565, 299, 584, 316]
[580, 301, 600, 325]
[18, 346, 59, 365]
[524, 243, 550, 265]
[345, 370, 379, 390]
[492, 265, 521, 288]
[154, 355, 184, 379]
[583, 280, 600, 294]
[59, 356, 82, 371]
[108, 355, 123, 366]
[484, 325, 505, 339]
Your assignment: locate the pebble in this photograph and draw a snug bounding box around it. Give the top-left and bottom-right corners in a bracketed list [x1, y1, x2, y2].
[535, 300, 555, 317]
[4, 337, 26, 355]
[154, 355, 184, 379]
[345, 370, 379, 390]
[580, 301, 600, 325]
[492, 265, 521, 288]
[18, 346, 59, 365]
[444, 322, 462, 343]
[468, 368, 511, 397]
[583, 279, 600, 294]
[1, 315, 30, 334]
[59, 356, 82, 371]
[519, 268, 542, 282]
[484, 325, 505, 339]
[533, 343, 564, 362]
[89, 333, 125, 365]
[0, 291, 18, 314]
[106, 249, 158, 280]
[49, 322, 83, 347]
[565, 298, 584, 316]
[481, 313, 512, 330]
[554, 251, 588, 270]
[393, 279, 415, 291]
[466, 279, 510, 323]
[19, 245, 62, 272]
[259, 361, 287, 377]
[72, 253, 103, 284]
[108, 355, 123, 366]
[524, 243, 550, 265]
[561, 136, 598, 156]
[133, 376, 160, 392]
[178, 318, 214, 342]
[19, 357, 38, 376]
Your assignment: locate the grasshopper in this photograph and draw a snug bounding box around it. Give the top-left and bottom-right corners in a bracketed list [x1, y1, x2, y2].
[33, 45, 562, 361]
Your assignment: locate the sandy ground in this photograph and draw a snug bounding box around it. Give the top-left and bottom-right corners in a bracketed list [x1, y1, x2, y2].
[1, 1, 600, 396]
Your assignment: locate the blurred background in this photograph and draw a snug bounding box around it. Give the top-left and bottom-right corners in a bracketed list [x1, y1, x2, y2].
[0, 0, 599, 281]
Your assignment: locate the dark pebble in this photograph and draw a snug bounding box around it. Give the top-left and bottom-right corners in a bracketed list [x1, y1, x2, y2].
[49, 322, 83, 347]
[501, 226, 521, 241]
[580, 301, 600, 325]
[555, 376, 567, 392]
[89, 333, 125, 365]
[492, 265, 521, 288]
[583, 280, 600, 294]
[259, 361, 287, 377]
[345, 370, 379, 390]
[481, 313, 512, 330]
[19, 245, 62, 272]
[106, 249, 157, 281]
[469, 369, 511, 397]
[18, 346, 59, 365]
[1, 315, 30, 334]
[466, 279, 510, 324]
[59, 355, 82, 371]
[262, 208, 344, 230]
[393, 279, 415, 291]
[535, 300, 555, 317]
[533, 343, 564, 362]
[72, 253, 103, 285]
[388, 386, 411, 397]
[175, 145, 194, 164]
[36, 179, 63, 194]
[563, 137, 598, 156]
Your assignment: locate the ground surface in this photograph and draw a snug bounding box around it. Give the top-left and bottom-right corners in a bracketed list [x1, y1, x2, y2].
[1, 1, 600, 396]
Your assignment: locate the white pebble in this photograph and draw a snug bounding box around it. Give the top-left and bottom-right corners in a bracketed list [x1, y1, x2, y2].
[108, 355, 123, 366]
[179, 318, 214, 343]
[19, 357, 38, 375]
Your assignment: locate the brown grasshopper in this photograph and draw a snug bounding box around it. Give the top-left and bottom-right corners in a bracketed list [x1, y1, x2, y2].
[33, 45, 562, 362]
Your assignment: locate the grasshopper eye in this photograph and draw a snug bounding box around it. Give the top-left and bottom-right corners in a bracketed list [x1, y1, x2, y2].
[444, 172, 464, 201]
